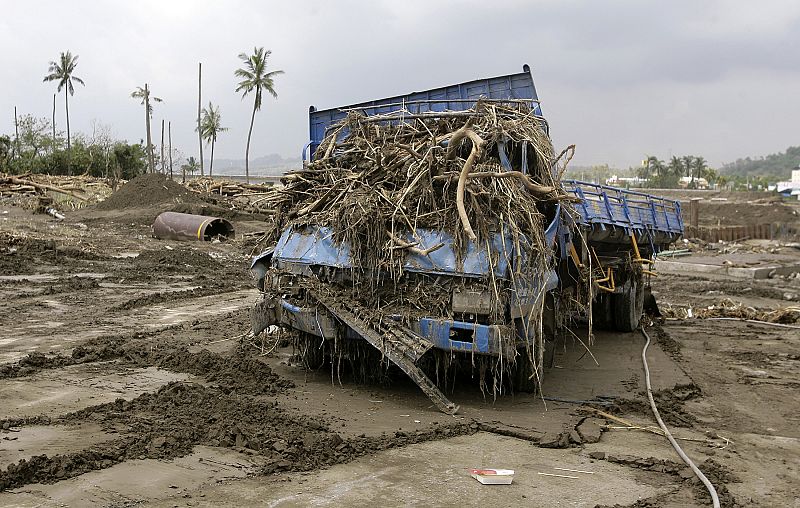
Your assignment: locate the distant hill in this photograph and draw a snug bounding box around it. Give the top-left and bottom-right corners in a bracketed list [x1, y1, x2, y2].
[207, 153, 301, 176]
[720, 146, 800, 180]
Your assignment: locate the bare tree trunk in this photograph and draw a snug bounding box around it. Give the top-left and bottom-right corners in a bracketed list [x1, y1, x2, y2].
[52, 94, 56, 150]
[245, 97, 257, 185]
[145, 84, 155, 173]
[14, 107, 20, 161]
[208, 138, 217, 176]
[65, 91, 72, 175]
[160, 119, 165, 173]
[198, 63, 204, 176]
[168, 121, 173, 180]
[210, 138, 215, 176]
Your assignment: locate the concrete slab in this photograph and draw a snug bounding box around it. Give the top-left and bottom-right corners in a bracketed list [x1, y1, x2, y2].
[656, 259, 800, 279]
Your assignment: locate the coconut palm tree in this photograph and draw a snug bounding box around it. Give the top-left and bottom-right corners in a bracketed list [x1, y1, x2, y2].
[198, 102, 228, 176]
[235, 47, 283, 184]
[43, 51, 84, 170]
[182, 156, 199, 182]
[131, 84, 162, 173]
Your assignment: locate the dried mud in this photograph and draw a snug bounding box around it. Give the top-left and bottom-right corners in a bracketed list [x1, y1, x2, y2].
[0, 345, 472, 492]
[1, 186, 798, 506]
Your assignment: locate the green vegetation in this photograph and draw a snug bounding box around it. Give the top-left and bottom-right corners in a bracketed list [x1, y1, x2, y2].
[43, 51, 84, 170]
[131, 85, 163, 174]
[4, 48, 284, 180]
[0, 114, 147, 179]
[197, 102, 227, 176]
[235, 47, 284, 184]
[720, 146, 800, 181]
[181, 156, 200, 182]
[635, 155, 719, 188]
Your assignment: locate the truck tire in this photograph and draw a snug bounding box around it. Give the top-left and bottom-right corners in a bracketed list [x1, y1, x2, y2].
[613, 276, 644, 332]
[513, 348, 542, 393]
[592, 293, 614, 330]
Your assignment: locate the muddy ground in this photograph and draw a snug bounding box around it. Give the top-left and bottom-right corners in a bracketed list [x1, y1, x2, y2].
[1, 179, 798, 507]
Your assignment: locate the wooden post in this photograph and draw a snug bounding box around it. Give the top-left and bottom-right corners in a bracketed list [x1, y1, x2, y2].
[14, 106, 20, 160]
[160, 119, 165, 173]
[689, 198, 700, 230]
[52, 94, 57, 149]
[145, 84, 155, 173]
[168, 121, 173, 180]
[198, 62, 204, 176]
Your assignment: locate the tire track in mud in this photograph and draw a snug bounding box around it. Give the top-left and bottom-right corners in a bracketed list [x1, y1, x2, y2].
[110, 284, 251, 311]
[0, 343, 475, 492]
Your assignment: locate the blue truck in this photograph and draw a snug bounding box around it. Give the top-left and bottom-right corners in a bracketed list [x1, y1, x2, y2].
[251, 65, 683, 414]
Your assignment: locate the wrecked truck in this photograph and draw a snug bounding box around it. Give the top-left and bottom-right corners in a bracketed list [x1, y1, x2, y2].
[251, 65, 684, 414]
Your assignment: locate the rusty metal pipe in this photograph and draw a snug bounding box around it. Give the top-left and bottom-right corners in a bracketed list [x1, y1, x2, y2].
[152, 211, 235, 242]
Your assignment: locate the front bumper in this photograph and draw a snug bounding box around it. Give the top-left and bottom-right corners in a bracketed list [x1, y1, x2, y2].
[255, 294, 516, 357]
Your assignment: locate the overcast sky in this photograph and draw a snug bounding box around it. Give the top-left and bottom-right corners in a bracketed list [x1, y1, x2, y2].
[2, 0, 799, 169]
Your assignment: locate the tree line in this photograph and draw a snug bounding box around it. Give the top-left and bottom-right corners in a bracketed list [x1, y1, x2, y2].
[1, 48, 283, 184]
[720, 146, 800, 181]
[635, 155, 721, 188]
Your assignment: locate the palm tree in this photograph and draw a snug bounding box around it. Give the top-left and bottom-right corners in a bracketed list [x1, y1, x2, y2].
[198, 102, 228, 176]
[131, 84, 162, 173]
[182, 156, 200, 183]
[43, 51, 84, 171]
[235, 47, 283, 184]
[691, 156, 708, 185]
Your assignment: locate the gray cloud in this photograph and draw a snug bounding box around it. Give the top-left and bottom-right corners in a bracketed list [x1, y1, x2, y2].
[1, 0, 798, 169]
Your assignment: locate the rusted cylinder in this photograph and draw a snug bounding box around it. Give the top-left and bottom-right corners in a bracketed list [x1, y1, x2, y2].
[152, 212, 235, 241]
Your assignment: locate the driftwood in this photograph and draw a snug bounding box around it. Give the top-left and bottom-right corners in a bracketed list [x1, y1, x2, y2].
[447, 125, 485, 242]
[1, 176, 88, 201]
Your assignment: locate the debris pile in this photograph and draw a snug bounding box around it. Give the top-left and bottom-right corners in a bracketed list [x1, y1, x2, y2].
[259, 102, 577, 389]
[185, 176, 273, 200]
[263, 103, 575, 280]
[663, 298, 800, 324]
[0, 173, 112, 211]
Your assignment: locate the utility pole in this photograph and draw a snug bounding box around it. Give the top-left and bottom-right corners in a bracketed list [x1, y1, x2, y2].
[168, 121, 173, 180]
[52, 94, 56, 150]
[14, 107, 20, 161]
[197, 62, 204, 176]
[160, 119, 165, 173]
[144, 83, 155, 173]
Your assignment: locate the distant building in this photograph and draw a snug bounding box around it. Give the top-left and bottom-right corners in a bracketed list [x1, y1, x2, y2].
[605, 175, 648, 187]
[776, 168, 800, 199]
[677, 176, 709, 189]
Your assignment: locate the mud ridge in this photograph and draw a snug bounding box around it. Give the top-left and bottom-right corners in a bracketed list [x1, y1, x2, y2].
[0, 381, 474, 491]
[591, 451, 739, 507]
[605, 383, 701, 428]
[111, 285, 249, 311]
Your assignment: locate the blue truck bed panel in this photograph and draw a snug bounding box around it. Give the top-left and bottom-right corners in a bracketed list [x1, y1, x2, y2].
[273, 216, 561, 279]
[307, 64, 542, 159]
[563, 180, 684, 240]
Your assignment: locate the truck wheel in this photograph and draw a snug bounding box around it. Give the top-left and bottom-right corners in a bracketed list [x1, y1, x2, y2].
[613, 277, 643, 332]
[513, 348, 542, 393]
[592, 293, 614, 330]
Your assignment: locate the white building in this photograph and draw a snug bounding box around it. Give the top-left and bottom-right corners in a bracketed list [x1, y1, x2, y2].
[776, 168, 800, 199]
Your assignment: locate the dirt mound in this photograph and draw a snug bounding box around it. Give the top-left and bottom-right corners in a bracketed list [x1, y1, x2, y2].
[96, 173, 201, 211]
